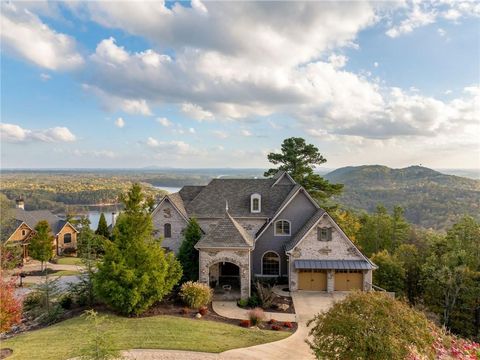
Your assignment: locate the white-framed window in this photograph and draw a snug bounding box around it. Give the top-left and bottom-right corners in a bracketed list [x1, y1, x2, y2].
[274, 220, 291, 236]
[317, 227, 332, 241]
[262, 251, 280, 275]
[250, 193, 261, 213]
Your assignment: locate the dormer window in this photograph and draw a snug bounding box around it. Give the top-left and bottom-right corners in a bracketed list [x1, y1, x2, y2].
[251, 193, 261, 213]
[274, 220, 291, 236]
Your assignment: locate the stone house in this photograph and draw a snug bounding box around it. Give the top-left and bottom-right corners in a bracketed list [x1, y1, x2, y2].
[152, 171, 376, 299]
[5, 199, 79, 259]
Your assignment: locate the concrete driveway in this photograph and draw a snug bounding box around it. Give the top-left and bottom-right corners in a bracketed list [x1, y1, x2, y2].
[221, 291, 347, 360]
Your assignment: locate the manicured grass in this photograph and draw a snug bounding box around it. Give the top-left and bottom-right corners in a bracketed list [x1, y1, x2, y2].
[2, 314, 290, 360]
[52, 270, 81, 277]
[54, 257, 84, 266]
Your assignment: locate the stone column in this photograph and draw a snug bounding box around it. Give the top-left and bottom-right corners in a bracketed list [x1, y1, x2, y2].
[198, 251, 209, 285]
[327, 270, 335, 293]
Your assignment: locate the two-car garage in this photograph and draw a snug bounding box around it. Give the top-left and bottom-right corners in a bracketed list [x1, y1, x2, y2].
[294, 260, 372, 292]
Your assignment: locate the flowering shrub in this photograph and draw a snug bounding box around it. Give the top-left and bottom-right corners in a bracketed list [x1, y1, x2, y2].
[0, 277, 22, 333]
[199, 306, 208, 316]
[248, 307, 265, 326]
[283, 321, 293, 329]
[179, 281, 213, 309]
[239, 319, 250, 327]
[408, 326, 480, 360]
[271, 324, 281, 331]
[268, 319, 276, 324]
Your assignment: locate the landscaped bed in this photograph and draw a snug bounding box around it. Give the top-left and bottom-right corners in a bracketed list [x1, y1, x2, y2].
[1, 313, 290, 360]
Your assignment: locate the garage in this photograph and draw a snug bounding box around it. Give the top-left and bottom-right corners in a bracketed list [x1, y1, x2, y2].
[298, 269, 327, 291]
[334, 270, 363, 291]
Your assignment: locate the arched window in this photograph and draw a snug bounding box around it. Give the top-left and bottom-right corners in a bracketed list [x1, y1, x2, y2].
[250, 193, 261, 213]
[262, 252, 280, 275]
[164, 223, 172, 238]
[63, 233, 72, 244]
[274, 220, 290, 236]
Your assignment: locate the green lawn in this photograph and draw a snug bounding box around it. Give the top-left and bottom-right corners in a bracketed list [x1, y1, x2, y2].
[2, 314, 290, 360]
[54, 257, 84, 266]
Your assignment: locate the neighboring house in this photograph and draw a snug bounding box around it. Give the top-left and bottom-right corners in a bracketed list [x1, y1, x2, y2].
[152, 171, 376, 299]
[6, 199, 79, 259]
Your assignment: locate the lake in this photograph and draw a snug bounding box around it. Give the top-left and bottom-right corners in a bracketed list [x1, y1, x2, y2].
[154, 186, 182, 193]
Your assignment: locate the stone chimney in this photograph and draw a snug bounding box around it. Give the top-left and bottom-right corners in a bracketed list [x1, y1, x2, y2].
[15, 198, 25, 210]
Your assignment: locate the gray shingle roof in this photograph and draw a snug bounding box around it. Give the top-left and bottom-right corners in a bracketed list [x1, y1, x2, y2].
[182, 178, 296, 218]
[14, 209, 74, 234]
[284, 208, 325, 251]
[294, 259, 374, 270]
[166, 192, 188, 219]
[195, 211, 254, 249]
[179, 186, 205, 206]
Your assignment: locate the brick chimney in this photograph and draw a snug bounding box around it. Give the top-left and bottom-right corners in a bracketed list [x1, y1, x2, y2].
[15, 198, 25, 210]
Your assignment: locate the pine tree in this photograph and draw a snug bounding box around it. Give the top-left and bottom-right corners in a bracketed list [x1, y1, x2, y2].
[264, 137, 343, 204]
[94, 184, 182, 315]
[177, 218, 202, 282]
[95, 213, 110, 239]
[29, 220, 54, 271]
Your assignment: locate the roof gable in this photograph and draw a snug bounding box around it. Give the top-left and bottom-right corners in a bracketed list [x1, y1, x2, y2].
[195, 211, 254, 249]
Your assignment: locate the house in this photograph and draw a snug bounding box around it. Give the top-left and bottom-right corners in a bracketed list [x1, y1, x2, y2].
[152, 171, 376, 299]
[6, 198, 79, 259]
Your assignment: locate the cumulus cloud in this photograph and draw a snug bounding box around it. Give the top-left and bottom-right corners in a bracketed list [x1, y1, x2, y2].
[0, 123, 76, 143]
[114, 117, 125, 128]
[72, 149, 116, 158]
[212, 130, 229, 139]
[156, 117, 172, 127]
[0, 2, 83, 70]
[241, 129, 252, 137]
[146, 138, 200, 156]
[181, 103, 215, 121]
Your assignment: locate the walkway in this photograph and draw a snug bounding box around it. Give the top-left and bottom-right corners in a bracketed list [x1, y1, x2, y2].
[212, 301, 296, 322]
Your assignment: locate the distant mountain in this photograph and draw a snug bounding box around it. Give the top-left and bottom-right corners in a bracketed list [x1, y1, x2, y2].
[324, 165, 480, 230]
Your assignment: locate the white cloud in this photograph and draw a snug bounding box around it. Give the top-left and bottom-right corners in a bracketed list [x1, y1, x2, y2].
[181, 103, 215, 121]
[146, 137, 159, 147]
[386, 5, 436, 38]
[328, 54, 348, 69]
[0, 123, 76, 143]
[437, 28, 446, 37]
[241, 129, 252, 137]
[0, 2, 83, 70]
[373, 62, 379, 68]
[156, 117, 172, 127]
[114, 117, 125, 128]
[146, 138, 200, 156]
[188, 127, 196, 134]
[72, 149, 116, 158]
[212, 130, 229, 139]
[40, 73, 51, 81]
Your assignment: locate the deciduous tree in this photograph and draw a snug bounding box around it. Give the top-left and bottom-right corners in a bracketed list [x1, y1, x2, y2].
[0, 277, 22, 333]
[29, 220, 54, 271]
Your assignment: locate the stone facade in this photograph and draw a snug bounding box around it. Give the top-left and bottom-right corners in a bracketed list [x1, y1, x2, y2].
[56, 223, 78, 255]
[152, 199, 188, 254]
[288, 214, 372, 292]
[198, 249, 251, 299]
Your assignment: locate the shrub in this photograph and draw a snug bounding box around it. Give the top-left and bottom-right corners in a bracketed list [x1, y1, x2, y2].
[179, 281, 213, 309]
[180, 307, 189, 315]
[248, 307, 265, 326]
[62, 247, 77, 256]
[271, 325, 281, 331]
[198, 306, 208, 316]
[268, 319, 276, 325]
[237, 298, 248, 308]
[247, 295, 260, 308]
[0, 277, 22, 333]
[283, 321, 293, 329]
[307, 292, 436, 360]
[23, 291, 42, 312]
[239, 319, 250, 328]
[255, 280, 275, 308]
[59, 294, 73, 309]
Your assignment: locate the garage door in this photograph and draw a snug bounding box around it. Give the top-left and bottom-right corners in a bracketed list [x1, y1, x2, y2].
[334, 270, 363, 291]
[298, 269, 327, 291]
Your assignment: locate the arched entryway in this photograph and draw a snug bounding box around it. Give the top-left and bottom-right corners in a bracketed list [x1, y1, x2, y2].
[209, 261, 241, 300]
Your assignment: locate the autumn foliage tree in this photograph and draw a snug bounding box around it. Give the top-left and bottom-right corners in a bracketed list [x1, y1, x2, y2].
[0, 277, 22, 333]
[29, 221, 54, 271]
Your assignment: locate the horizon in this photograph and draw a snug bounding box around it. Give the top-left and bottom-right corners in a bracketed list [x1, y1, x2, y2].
[1, 1, 479, 169]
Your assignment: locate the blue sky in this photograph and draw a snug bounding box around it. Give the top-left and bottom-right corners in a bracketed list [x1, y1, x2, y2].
[1, 1, 479, 169]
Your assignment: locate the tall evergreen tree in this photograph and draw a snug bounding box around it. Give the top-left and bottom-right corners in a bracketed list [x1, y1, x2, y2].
[95, 212, 110, 239]
[177, 218, 202, 282]
[264, 137, 343, 203]
[94, 183, 182, 315]
[29, 220, 54, 271]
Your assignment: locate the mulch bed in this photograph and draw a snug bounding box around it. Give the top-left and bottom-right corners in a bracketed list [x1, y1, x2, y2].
[0, 348, 13, 359]
[238, 294, 295, 314]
